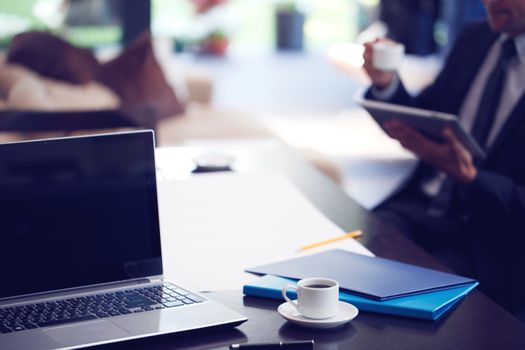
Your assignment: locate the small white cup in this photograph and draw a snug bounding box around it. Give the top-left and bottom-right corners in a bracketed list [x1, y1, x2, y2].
[281, 277, 339, 319]
[372, 41, 405, 71]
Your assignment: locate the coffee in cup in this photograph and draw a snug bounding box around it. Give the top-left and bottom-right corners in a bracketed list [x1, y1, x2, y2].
[372, 41, 405, 71]
[281, 277, 339, 319]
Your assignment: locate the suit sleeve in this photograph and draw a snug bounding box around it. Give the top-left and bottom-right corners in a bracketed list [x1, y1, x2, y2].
[463, 170, 525, 220]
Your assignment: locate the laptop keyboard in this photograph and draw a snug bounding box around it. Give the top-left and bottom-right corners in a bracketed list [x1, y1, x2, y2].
[0, 282, 204, 334]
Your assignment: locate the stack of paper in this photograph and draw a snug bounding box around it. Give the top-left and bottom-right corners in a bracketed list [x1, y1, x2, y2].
[157, 172, 372, 292]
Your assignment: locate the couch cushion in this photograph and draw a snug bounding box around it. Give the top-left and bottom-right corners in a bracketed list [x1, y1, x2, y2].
[0, 61, 119, 111]
[7, 31, 100, 85]
[157, 106, 274, 145]
[0, 62, 37, 99]
[96, 32, 185, 122]
[8, 77, 119, 111]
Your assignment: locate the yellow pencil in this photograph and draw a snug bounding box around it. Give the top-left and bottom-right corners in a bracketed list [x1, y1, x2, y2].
[299, 230, 363, 252]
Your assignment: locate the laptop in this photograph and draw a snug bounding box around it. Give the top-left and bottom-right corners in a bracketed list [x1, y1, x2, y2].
[0, 130, 247, 350]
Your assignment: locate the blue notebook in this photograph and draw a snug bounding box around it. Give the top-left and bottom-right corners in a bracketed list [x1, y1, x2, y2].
[244, 275, 479, 321]
[246, 249, 476, 300]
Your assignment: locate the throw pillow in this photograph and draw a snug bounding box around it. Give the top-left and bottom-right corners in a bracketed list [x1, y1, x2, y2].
[7, 31, 100, 85]
[96, 31, 185, 121]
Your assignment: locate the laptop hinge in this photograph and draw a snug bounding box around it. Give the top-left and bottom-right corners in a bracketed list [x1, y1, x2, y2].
[148, 275, 163, 283]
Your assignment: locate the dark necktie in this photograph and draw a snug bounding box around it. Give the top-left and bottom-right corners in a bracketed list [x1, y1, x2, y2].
[471, 38, 517, 148]
[427, 39, 517, 217]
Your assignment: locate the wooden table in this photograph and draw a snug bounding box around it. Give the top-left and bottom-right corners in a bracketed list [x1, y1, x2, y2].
[97, 140, 525, 349]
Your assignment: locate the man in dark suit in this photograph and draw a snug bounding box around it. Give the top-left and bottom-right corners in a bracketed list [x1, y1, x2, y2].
[362, 0, 525, 319]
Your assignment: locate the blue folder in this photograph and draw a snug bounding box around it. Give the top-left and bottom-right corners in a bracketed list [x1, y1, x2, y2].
[246, 249, 476, 300]
[243, 275, 479, 321]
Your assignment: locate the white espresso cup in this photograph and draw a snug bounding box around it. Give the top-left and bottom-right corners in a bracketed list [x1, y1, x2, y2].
[281, 277, 339, 319]
[372, 41, 405, 71]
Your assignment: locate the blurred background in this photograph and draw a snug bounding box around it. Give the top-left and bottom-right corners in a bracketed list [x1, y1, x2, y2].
[0, 0, 486, 53]
[0, 0, 487, 112]
[0, 0, 488, 205]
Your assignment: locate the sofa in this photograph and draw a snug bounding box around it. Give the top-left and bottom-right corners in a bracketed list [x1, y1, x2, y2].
[0, 31, 269, 133]
[0, 31, 341, 183]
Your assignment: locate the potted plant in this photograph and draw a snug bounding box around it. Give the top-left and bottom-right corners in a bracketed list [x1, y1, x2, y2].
[275, 1, 305, 51]
[190, 0, 231, 56]
[203, 30, 229, 56]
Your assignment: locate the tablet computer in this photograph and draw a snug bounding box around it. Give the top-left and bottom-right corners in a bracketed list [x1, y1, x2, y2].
[357, 97, 486, 160]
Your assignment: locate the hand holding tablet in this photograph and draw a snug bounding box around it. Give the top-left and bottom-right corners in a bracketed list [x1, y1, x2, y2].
[382, 119, 479, 184]
[357, 97, 486, 161]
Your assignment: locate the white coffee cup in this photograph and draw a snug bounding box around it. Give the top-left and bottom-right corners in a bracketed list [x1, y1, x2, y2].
[372, 41, 405, 71]
[281, 277, 339, 319]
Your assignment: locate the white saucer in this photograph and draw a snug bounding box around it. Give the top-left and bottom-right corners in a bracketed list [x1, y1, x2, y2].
[277, 301, 358, 329]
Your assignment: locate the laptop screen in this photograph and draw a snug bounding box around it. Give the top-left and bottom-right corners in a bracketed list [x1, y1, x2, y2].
[0, 131, 163, 300]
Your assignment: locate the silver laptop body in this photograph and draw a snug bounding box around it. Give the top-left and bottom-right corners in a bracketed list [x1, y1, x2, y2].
[0, 131, 247, 350]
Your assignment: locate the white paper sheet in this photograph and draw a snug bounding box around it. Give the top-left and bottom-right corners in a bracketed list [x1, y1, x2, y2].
[339, 158, 417, 210]
[264, 109, 419, 210]
[157, 172, 373, 292]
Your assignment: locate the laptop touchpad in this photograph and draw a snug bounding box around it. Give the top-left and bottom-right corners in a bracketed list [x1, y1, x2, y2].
[43, 320, 131, 346]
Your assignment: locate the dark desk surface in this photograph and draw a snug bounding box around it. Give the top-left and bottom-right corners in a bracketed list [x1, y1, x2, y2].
[99, 142, 525, 349]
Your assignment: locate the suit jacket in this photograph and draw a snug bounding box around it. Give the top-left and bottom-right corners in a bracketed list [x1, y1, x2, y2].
[367, 21, 525, 316]
[379, 0, 440, 55]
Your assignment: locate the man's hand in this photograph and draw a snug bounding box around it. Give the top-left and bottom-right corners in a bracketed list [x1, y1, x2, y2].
[363, 38, 397, 89]
[383, 120, 478, 184]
